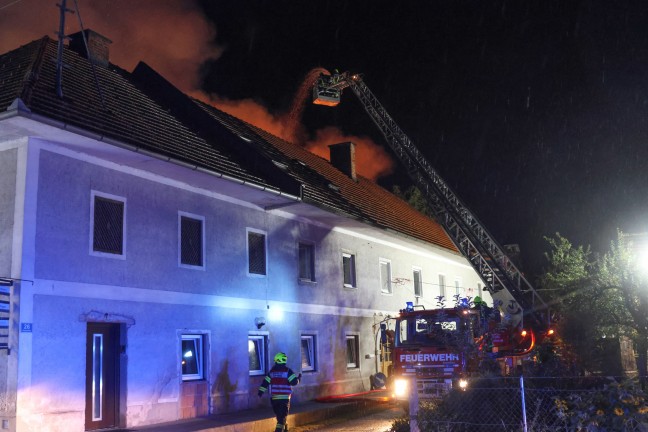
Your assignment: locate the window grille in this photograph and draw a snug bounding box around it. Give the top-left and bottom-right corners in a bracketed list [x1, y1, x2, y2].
[181, 216, 203, 266]
[248, 232, 266, 275]
[299, 243, 315, 281]
[93, 196, 124, 255]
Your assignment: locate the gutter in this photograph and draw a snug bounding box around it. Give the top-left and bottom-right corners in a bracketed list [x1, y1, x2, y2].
[1, 99, 303, 203]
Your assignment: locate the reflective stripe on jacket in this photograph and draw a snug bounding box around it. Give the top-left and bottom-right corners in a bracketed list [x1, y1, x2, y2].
[258, 364, 300, 400]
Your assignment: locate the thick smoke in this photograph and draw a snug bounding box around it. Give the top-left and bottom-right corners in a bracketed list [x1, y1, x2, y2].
[0, 0, 393, 179]
[0, 0, 219, 91]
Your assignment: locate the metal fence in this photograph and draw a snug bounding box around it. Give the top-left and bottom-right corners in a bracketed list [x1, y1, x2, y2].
[413, 376, 648, 432]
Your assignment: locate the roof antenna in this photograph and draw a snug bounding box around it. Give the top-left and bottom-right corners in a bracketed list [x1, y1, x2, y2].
[54, 0, 106, 109]
[55, 0, 74, 98]
[71, 0, 107, 109]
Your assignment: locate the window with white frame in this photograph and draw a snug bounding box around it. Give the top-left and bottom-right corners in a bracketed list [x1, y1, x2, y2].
[181, 334, 205, 381]
[413, 267, 423, 298]
[247, 229, 267, 276]
[91, 192, 125, 257]
[298, 242, 315, 282]
[342, 252, 356, 288]
[346, 334, 359, 369]
[179, 213, 204, 268]
[300, 334, 317, 372]
[438, 274, 446, 300]
[455, 278, 462, 297]
[248, 334, 267, 375]
[380, 259, 392, 294]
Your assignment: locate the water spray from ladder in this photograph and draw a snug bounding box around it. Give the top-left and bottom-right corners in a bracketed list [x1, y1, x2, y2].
[284, 67, 330, 144]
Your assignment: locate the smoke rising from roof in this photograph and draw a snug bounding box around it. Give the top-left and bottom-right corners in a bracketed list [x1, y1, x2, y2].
[0, 0, 393, 180]
[0, 0, 220, 92]
[205, 90, 394, 181]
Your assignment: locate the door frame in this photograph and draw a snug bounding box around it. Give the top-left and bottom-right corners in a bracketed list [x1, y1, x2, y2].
[85, 322, 121, 431]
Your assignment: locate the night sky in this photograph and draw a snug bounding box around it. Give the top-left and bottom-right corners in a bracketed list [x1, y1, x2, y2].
[198, 0, 648, 276]
[3, 0, 648, 277]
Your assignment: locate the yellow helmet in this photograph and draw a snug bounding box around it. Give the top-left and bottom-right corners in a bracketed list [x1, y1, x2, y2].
[274, 352, 287, 364]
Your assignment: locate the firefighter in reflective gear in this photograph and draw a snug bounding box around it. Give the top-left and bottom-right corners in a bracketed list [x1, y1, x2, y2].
[258, 352, 301, 432]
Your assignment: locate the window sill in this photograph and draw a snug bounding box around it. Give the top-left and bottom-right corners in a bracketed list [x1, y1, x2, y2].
[179, 263, 206, 271]
[298, 279, 317, 286]
[90, 250, 126, 260]
[182, 377, 206, 382]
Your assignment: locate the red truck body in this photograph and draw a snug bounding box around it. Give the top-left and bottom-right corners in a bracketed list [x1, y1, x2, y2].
[387, 303, 537, 399]
[391, 307, 474, 398]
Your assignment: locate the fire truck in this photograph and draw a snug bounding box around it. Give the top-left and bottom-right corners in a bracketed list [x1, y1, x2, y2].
[313, 71, 552, 399]
[384, 299, 541, 400]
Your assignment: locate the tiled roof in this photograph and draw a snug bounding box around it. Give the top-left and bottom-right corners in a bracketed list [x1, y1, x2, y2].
[196, 103, 457, 251]
[0, 35, 458, 253]
[0, 37, 269, 187]
[264, 135, 457, 251]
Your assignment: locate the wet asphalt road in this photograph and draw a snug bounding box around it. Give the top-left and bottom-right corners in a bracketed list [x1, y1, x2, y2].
[291, 403, 404, 431]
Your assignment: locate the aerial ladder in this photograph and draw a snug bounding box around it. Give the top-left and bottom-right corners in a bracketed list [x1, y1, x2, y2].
[313, 72, 549, 332]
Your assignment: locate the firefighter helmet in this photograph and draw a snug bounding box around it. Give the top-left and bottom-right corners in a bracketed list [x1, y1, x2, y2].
[274, 352, 287, 364]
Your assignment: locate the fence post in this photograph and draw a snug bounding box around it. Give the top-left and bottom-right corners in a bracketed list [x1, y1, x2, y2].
[520, 375, 528, 432]
[409, 376, 420, 432]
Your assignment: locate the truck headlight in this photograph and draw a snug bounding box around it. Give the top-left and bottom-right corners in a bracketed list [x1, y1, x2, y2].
[458, 379, 468, 390]
[393, 378, 408, 398]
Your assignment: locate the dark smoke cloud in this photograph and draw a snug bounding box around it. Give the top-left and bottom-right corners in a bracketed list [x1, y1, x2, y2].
[1, 0, 393, 180]
[0, 0, 220, 91]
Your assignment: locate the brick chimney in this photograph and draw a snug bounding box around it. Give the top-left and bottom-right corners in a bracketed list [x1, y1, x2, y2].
[329, 142, 357, 181]
[68, 30, 112, 67]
